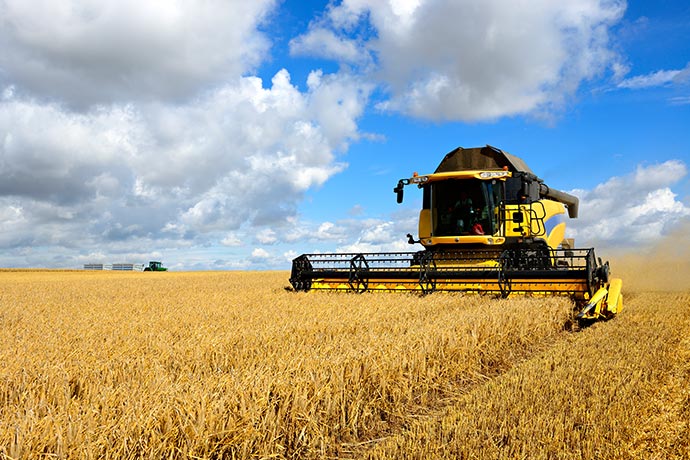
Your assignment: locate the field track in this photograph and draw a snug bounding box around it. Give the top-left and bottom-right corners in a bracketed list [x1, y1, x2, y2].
[1, 267, 688, 459]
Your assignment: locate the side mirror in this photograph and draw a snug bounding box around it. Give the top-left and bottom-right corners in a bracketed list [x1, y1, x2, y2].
[394, 181, 404, 203]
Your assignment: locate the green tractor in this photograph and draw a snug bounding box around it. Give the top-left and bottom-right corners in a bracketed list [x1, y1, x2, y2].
[144, 261, 167, 272]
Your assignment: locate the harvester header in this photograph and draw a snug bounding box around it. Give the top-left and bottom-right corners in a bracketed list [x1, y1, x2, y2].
[290, 145, 622, 321]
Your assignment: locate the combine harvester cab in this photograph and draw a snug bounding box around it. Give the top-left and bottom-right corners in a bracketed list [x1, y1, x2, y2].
[290, 145, 623, 321]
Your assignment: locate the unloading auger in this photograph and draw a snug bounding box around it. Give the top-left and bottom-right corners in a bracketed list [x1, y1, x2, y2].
[290, 145, 623, 320]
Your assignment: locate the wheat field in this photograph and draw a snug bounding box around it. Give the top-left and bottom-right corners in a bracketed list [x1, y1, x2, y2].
[1, 256, 688, 458]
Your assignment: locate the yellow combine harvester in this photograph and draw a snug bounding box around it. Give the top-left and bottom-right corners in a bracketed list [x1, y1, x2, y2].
[290, 145, 623, 320]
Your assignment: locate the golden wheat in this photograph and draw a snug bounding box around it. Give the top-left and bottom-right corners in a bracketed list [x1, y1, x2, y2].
[0, 266, 688, 459]
[364, 291, 690, 459]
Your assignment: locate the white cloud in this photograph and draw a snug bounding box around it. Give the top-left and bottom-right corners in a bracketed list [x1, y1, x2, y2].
[320, 211, 419, 254]
[293, 0, 626, 121]
[283, 250, 298, 263]
[337, 241, 411, 254]
[288, 215, 417, 249]
[289, 27, 366, 64]
[669, 96, 690, 105]
[358, 221, 398, 244]
[617, 62, 690, 89]
[348, 204, 365, 216]
[256, 229, 278, 245]
[2, 1, 379, 268]
[315, 222, 346, 240]
[568, 161, 690, 247]
[251, 247, 271, 259]
[220, 233, 242, 247]
[610, 61, 631, 81]
[0, 65, 369, 265]
[267, 205, 419, 257]
[0, 0, 276, 108]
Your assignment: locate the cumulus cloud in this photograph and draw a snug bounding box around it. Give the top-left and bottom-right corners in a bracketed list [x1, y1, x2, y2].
[335, 221, 413, 254]
[0, 68, 368, 259]
[255, 229, 278, 245]
[290, 27, 366, 64]
[0, 0, 276, 108]
[292, 0, 626, 121]
[0, 0, 371, 271]
[568, 161, 690, 247]
[251, 247, 271, 260]
[0, 101, 141, 203]
[220, 233, 242, 247]
[288, 208, 419, 255]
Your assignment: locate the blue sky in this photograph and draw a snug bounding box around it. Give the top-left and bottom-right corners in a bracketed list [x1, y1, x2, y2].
[0, 0, 688, 270]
